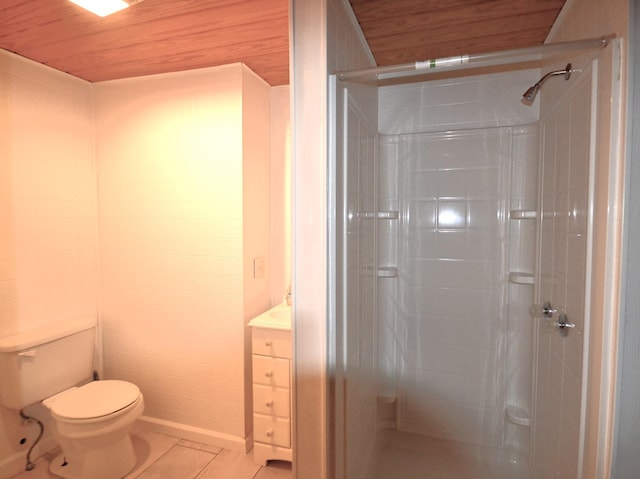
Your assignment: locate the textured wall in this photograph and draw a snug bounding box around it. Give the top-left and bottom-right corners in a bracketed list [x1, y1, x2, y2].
[94, 63, 270, 445]
[0, 50, 97, 474]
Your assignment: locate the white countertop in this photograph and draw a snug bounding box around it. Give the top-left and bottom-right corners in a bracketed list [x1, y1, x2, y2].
[248, 302, 292, 330]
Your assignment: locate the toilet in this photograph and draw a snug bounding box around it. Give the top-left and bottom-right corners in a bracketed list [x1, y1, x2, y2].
[0, 318, 144, 479]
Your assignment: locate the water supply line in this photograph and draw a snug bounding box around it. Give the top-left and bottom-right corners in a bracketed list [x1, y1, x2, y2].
[19, 410, 44, 471]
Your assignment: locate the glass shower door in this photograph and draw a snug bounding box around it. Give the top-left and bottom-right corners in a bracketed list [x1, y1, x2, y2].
[531, 57, 597, 479]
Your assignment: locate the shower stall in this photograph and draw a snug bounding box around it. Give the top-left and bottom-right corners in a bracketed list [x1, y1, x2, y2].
[331, 38, 618, 479]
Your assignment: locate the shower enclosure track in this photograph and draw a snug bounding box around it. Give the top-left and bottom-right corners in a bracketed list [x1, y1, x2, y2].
[337, 35, 614, 83]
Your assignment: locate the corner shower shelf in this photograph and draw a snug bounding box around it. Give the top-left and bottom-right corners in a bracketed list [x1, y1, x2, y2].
[505, 405, 531, 427]
[377, 211, 399, 220]
[509, 209, 537, 220]
[377, 266, 398, 278]
[508, 272, 535, 285]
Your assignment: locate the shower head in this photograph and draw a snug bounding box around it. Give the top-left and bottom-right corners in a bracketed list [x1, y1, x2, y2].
[522, 84, 541, 103]
[521, 63, 572, 106]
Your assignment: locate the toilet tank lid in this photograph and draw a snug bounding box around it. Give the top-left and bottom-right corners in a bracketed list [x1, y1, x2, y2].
[0, 318, 96, 353]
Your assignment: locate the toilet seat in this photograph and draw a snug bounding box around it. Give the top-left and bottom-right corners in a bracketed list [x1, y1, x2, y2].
[48, 380, 141, 421]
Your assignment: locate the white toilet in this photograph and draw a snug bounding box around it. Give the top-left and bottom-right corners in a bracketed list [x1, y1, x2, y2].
[0, 318, 144, 479]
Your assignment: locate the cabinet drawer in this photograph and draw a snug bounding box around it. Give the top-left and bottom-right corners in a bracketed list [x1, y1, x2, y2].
[253, 356, 290, 388]
[253, 413, 291, 448]
[252, 328, 291, 359]
[253, 384, 290, 417]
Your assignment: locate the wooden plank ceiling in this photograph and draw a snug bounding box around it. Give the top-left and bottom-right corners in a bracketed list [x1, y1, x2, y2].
[0, 0, 566, 86]
[0, 0, 290, 85]
[350, 0, 567, 66]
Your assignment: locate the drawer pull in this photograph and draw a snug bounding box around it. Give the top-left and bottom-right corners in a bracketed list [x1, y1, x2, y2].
[265, 429, 274, 437]
[265, 401, 273, 407]
[265, 341, 273, 347]
[265, 371, 274, 377]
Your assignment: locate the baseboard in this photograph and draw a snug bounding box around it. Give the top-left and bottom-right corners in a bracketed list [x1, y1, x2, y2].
[0, 437, 57, 479]
[135, 416, 251, 453]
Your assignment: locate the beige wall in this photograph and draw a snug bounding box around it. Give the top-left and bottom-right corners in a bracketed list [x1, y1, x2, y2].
[0, 50, 97, 472]
[94, 63, 271, 446]
[240, 66, 273, 433]
[0, 51, 289, 476]
[270, 86, 291, 306]
[546, 0, 629, 477]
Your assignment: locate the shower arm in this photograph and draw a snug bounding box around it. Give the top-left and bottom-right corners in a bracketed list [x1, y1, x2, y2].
[531, 64, 572, 90]
[522, 63, 572, 104]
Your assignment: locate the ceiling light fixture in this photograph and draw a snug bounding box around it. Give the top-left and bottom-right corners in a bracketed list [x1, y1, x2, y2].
[69, 0, 143, 17]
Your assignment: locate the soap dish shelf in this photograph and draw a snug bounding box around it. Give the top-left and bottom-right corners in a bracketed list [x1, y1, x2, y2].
[509, 272, 535, 285]
[510, 210, 537, 220]
[359, 211, 399, 220]
[505, 405, 531, 427]
[377, 266, 398, 278]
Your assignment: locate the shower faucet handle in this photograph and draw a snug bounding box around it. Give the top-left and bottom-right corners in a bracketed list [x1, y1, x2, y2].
[529, 301, 557, 319]
[555, 313, 576, 337]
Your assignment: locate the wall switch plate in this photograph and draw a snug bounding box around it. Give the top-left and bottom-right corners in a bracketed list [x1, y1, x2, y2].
[253, 257, 266, 278]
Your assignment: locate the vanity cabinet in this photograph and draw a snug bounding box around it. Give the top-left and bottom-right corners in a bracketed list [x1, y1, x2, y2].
[249, 307, 292, 465]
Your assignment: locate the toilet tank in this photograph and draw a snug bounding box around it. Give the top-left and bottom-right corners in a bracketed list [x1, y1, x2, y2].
[0, 318, 96, 409]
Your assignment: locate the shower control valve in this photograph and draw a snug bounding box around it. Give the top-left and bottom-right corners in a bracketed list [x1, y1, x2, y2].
[555, 313, 576, 337]
[529, 301, 557, 319]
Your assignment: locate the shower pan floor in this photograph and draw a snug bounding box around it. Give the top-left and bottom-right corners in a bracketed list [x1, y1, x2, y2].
[369, 430, 532, 479]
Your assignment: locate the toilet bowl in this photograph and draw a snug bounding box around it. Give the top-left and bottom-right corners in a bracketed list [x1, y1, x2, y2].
[43, 380, 144, 479]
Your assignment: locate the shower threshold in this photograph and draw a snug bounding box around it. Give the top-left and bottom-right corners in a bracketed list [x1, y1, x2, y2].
[369, 430, 531, 479]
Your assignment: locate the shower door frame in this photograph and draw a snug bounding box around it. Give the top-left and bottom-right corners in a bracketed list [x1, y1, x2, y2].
[530, 38, 625, 479]
[327, 39, 625, 479]
[530, 56, 598, 479]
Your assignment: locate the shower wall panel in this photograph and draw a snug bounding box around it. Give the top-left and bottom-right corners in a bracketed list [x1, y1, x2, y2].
[377, 70, 542, 448]
[378, 69, 540, 135]
[532, 59, 597, 479]
[395, 128, 511, 446]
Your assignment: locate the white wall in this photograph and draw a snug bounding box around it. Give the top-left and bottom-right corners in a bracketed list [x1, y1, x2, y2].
[0, 50, 97, 474]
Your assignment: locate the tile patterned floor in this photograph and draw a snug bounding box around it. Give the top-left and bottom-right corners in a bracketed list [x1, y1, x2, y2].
[11, 427, 292, 479]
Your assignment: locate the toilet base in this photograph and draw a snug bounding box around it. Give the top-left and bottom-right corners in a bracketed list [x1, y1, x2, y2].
[49, 434, 137, 479]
